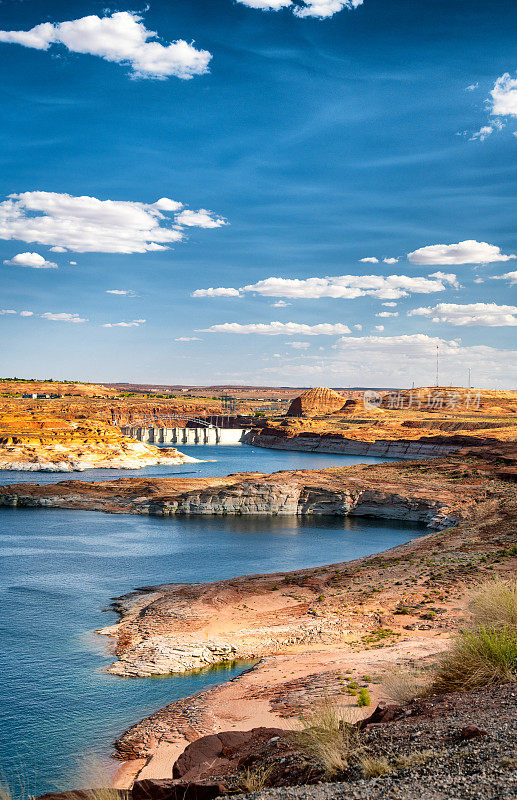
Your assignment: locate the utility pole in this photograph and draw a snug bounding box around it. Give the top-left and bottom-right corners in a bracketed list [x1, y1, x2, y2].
[468, 368, 471, 389]
[436, 345, 439, 387]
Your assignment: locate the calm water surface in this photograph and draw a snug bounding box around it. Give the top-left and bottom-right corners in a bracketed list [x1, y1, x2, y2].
[0, 445, 420, 795]
[0, 442, 396, 484]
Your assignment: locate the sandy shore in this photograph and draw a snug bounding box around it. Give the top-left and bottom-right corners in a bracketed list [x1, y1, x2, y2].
[113, 636, 451, 787]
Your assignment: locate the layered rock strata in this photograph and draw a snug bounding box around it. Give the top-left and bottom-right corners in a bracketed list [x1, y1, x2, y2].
[0, 463, 459, 525]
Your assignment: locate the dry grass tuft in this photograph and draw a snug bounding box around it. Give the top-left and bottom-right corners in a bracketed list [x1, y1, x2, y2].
[234, 765, 272, 793]
[469, 578, 517, 631]
[294, 697, 361, 777]
[381, 668, 430, 704]
[358, 755, 392, 778]
[431, 578, 517, 693]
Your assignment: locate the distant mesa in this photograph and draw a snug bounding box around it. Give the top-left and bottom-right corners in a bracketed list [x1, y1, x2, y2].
[286, 386, 347, 417]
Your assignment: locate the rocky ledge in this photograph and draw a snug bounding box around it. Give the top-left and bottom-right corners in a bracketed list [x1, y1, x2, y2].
[0, 434, 196, 472]
[0, 454, 477, 520]
[247, 429, 506, 458]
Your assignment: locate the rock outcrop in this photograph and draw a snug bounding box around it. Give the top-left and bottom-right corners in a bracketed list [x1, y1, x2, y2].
[0, 428, 196, 471]
[0, 461, 463, 526]
[286, 387, 347, 417]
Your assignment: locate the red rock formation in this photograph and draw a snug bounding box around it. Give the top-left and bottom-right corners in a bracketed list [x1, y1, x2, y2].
[287, 387, 346, 417]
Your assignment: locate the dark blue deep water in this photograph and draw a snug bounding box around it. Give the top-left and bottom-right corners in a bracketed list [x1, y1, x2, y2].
[0, 446, 422, 796]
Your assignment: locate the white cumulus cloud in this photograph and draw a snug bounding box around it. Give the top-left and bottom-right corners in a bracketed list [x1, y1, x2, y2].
[4, 251, 57, 268]
[240, 273, 458, 301]
[20, 310, 33, 317]
[198, 321, 351, 335]
[374, 324, 384, 331]
[0, 11, 211, 80]
[409, 302, 517, 327]
[0, 191, 226, 254]
[0, 309, 17, 315]
[271, 300, 292, 307]
[381, 301, 397, 307]
[382, 257, 399, 264]
[407, 240, 515, 266]
[41, 312, 87, 323]
[490, 73, 517, 117]
[193, 273, 459, 302]
[359, 257, 379, 263]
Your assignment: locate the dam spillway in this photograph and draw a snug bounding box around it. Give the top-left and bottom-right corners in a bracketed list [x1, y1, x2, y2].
[121, 426, 251, 445]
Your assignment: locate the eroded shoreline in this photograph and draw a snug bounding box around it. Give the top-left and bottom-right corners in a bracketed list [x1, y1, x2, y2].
[103, 445, 515, 786]
[1, 445, 515, 790]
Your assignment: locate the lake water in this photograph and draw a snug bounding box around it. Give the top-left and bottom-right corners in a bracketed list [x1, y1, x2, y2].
[0, 445, 422, 796]
[0, 442, 396, 484]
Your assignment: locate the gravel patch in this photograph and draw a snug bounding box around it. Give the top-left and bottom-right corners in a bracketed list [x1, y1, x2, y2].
[230, 682, 516, 800]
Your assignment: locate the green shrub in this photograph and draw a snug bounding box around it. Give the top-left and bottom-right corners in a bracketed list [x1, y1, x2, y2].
[432, 626, 517, 693]
[357, 687, 371, 707]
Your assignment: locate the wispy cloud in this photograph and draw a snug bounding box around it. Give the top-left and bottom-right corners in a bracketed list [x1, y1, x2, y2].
[469, 121, 504, 141]
[236, 0, 364, 19]
[198, 321, 352, 335]
[0, 12, 211, 80]
[175, 336, 202, 341]
[191, 287, 241, 297]
[41, 312, 87, 323]
[494, 270, 517, 284]
[103, 318, 146, 328]
[106, 289, 136, 296]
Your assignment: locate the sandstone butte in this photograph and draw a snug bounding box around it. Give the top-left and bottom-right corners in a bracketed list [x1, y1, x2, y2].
[0, 379, 231, 471]
[286, 386, 349, 416]
[2, 443, 514, 790]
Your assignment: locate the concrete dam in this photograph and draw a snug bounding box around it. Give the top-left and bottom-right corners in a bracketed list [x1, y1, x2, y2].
[121, 426, 251, 445]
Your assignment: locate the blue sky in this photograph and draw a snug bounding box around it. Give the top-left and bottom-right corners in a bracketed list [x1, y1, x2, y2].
[0, 0, 516, 387]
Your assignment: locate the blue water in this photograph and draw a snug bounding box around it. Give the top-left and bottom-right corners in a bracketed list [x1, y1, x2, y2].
[0, 443, 396, 485]
[0, 446, 419, 796]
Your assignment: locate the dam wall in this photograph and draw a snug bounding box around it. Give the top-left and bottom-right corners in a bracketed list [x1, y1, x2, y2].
[122, 426, 250, 446]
